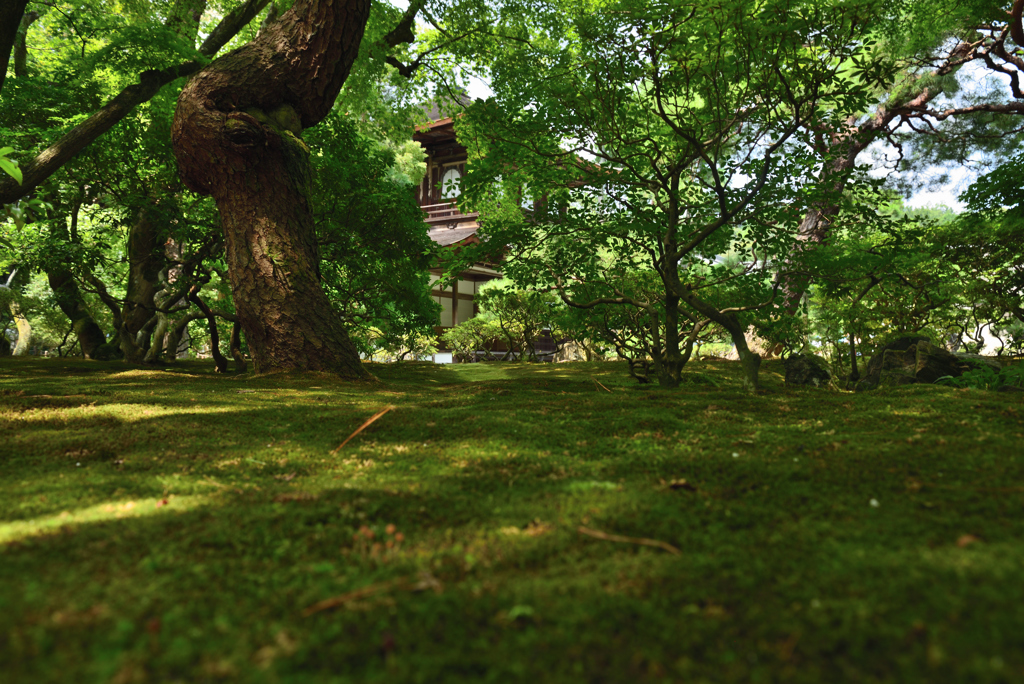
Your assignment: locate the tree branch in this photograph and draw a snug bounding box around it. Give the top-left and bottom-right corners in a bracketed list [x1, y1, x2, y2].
[0, 0, 272, 205]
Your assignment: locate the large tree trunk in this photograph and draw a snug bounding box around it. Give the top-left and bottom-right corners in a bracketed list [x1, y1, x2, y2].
[0, 0, 30, 96]
[172, 0, 371, 376]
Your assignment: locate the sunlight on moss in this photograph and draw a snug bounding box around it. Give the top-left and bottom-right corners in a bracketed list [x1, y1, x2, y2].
[0, 495, 211, 544]
[6, 403, 252, 425]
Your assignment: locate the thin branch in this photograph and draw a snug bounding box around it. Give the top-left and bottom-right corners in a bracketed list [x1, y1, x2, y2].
[0, 0, 273, 205]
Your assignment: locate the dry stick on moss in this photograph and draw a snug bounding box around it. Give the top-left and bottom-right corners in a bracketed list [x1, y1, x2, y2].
[577, 526, 681, 555]
[302, 579, 401, 617]
[303, 571, 442, 617]
[330, 406, 395, 454]
[592, 377, 613, 393]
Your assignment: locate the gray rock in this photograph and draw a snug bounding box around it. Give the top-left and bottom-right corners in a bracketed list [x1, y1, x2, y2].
[857, 335, 978, 390]
[914, 340, 964, 384]
[880, 369, 918, 387]
[856, 335, 931, 391]
[784, 353, 832, 387]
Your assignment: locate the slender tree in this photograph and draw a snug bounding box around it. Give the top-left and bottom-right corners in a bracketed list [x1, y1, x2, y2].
[458, 0, 883, 390]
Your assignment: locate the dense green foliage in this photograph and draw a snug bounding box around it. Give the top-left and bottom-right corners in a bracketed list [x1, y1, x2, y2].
[2, 0, 1023, 382]
[453, 0, 919, 388]
[309, 114, 439, 355]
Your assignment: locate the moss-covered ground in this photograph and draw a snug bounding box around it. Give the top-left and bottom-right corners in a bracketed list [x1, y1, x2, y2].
[1, 357, 1022, 683]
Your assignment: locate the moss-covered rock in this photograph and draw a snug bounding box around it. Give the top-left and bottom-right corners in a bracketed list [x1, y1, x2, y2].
[856, 335, 929, 391]
[783, 353, 832, 387]
[857, 335, 979, 390]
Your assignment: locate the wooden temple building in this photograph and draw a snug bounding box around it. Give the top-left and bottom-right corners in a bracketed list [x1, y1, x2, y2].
[413, 115, 502, 363]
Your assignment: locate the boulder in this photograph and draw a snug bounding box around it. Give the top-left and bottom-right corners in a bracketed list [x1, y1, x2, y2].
[914, 340, 964, 384]
[784, 353, 832, 387]
[857, 335, 975, 390]
[856, 335, 930, 391]
[879, 369, 918, 387]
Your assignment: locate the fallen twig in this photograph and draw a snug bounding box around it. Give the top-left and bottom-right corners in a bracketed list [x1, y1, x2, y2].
[578, 525, 681, 555]
[302, 580, 400, 616]
[331, 405, 395, 454]
[303, 571, 442, 617]
[592, 377, 613, 393]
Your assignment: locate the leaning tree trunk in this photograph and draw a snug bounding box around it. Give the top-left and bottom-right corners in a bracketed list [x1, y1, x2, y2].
[779, 79, 952, 317]
[47, 269, 112, 359]
[9, 299, 31, 356]
[171, 0, 371, 377]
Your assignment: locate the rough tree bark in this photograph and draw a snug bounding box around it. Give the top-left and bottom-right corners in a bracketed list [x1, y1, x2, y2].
[172, 0, 373, 376]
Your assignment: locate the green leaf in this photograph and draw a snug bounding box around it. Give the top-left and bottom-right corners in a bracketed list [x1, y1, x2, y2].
[0, 157, 22, 184]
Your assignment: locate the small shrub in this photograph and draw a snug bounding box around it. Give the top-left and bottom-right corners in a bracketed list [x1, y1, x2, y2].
[936, 363, 1024, 390]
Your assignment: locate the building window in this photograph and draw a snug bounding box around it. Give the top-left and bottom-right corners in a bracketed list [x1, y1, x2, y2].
[441, 167, 462, 199]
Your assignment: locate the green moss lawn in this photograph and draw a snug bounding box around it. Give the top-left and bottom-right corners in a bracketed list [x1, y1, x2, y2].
[1, 358, 1022, 683]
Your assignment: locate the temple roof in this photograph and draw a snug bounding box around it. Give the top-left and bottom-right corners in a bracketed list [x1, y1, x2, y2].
[427, 223, 480, 247]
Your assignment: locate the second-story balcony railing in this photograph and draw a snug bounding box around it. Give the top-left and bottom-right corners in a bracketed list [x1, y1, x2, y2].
[421, 201, 479, 225]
